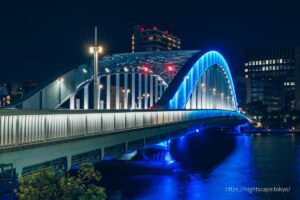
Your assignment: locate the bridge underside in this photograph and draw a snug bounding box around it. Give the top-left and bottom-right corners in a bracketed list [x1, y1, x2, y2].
[0, 115, 247, 177]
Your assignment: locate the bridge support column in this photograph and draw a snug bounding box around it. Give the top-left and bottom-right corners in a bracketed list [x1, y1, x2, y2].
[98, 77, 102, 109]
[144, 74, 148, 109]
[203, 74, 207, 109]
[159, 81, 163, 98]
[116, 73, 120, 109]
[138, 73, 142, 109]
[124, 73, 128, 109]
[155, 76, 158, 103]
[197, 83, 201, 109]
[106, 75, 111, 110]
[70, 94, 75, 110]
[131, 73, 135, 109]
[191, 88, 197, 109]
[84, 84, 89, 109]
[67, 156, 72, 171]
[150, 74, 153, 107]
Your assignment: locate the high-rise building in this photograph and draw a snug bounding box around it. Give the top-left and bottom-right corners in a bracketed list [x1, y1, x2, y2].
[244, 47, 300, 111]
[132, 25, 181, 53]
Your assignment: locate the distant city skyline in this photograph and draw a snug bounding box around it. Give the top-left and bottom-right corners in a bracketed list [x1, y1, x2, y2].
[0, 0, 300, 83]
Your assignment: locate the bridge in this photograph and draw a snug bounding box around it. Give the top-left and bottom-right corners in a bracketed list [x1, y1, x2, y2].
[0, 50, 248, 180]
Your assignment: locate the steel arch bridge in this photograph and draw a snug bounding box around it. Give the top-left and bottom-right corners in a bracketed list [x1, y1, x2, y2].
[11, 50, 238, 112]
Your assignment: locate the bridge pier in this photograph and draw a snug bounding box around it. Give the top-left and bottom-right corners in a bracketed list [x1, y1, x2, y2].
[67, 156, 72, 171]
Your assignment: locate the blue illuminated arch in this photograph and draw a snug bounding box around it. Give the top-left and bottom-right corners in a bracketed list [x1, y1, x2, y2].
[158, 51, 238, 110]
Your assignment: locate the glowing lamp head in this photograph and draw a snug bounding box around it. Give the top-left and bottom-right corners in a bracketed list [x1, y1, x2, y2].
[89, 47, 94, 54]
[105, 68, 110, 73]
[89, 46, 103, 54]
[98, 46, 103, 53]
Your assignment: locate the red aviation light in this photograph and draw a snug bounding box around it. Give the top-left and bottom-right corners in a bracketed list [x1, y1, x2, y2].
[166, 64, 174, 73]
[143, 65, 150, 73]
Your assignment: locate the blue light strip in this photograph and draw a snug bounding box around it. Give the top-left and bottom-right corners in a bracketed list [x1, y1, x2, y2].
[168, 51, 238, 110]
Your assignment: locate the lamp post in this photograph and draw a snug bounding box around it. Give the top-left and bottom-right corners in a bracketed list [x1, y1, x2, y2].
[90, 26, 103, 109]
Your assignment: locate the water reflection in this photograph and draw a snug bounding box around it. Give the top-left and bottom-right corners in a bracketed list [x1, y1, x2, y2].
[99, 130, 300, 200]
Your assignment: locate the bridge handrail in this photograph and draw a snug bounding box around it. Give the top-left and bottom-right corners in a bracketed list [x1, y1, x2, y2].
[0, 110, 247, 149]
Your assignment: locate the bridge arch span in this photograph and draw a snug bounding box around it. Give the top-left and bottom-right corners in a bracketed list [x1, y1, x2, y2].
[156, 51, 238, 111]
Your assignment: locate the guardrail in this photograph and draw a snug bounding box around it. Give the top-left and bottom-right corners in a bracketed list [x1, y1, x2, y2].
[0, 109, 247, 148]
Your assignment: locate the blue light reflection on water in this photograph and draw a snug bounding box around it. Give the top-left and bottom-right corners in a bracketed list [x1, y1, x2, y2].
[101, 132, 300, 200]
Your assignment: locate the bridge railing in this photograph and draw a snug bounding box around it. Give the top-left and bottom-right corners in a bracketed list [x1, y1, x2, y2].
[0, 109, 246, 148]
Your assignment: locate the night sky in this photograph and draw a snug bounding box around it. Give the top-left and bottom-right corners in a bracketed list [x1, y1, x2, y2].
[0, 0, 299, 83]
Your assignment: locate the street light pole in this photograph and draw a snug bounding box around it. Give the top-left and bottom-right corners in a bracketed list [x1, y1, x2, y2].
[90, 26, 103, 109]
[93, 27, 99, 109]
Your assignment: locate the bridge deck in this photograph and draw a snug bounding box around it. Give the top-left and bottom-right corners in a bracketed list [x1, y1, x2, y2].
[0, 109, 247, 150]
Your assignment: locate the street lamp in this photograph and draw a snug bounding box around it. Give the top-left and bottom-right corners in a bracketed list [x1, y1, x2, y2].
[90, 26, 103, 109]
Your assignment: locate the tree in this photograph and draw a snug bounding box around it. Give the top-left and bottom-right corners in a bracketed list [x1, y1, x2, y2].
[17, 164, 106, 200]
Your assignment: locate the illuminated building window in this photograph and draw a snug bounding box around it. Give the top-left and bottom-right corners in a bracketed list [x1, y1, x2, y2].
[148, 36, 153, 41]
[245, 63, 248, 66]
[287, 82, 290, 86]
[266, 60, 269, 64]
[273, 66, 276, 70]
[291, 82, 295, 86]
[280, 59, 283, 63]
[245, 75, 248, 78]
[259, 61, 262, 65]
[262, 67, 265, 71]
[245, 68, 248, 72]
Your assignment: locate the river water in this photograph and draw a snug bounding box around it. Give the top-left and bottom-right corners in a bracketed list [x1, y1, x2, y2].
[99, 131, 300, 200]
